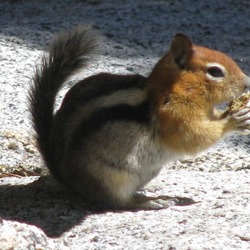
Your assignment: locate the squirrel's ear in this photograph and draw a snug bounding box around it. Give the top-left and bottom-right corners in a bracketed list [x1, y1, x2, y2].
[170, 34, 192, 69]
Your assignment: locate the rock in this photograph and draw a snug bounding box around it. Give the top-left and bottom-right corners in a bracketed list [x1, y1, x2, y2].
[0, 0, 250, 249]
[0, 219, 56, 250]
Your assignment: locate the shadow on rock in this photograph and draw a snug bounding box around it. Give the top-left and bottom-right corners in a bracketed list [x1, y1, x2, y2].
[0, 176, 93, 237]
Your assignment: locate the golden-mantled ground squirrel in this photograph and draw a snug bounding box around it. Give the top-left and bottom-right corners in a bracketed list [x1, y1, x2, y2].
[29, 25, 250, 210]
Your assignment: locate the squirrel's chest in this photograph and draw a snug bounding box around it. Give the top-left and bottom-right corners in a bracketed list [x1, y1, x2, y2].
[83, 121, 183, 186]
[134, 139, 181, 186]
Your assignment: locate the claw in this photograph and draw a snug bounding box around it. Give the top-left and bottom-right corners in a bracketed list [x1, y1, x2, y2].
[234, 112, 250, 122]
[230, 103, 250, 134]
[239, 129, 250, 136]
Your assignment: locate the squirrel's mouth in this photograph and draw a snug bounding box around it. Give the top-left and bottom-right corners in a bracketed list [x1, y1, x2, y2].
[232, 89, 250, 101]
[231, 75, 250, 101]
[243, 75, 250, 88]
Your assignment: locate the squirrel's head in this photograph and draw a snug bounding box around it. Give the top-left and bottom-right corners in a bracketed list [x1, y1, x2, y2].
[148, 34, 250, 108]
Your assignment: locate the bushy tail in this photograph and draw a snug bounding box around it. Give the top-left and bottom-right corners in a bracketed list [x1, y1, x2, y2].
[29, 25, 100, 175]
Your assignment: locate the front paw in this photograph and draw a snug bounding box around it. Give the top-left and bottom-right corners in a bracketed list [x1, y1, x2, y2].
[230, 100, 250, 135]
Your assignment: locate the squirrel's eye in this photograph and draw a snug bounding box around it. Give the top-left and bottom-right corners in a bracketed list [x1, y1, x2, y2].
[207, 66, 224, 78]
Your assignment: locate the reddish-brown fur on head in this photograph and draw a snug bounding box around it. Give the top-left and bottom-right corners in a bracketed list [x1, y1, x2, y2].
[148, 34, 247, 107]
[147, 34, 249, 154]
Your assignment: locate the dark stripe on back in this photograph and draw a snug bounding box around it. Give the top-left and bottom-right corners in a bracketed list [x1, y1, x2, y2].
[70, 101, 151, 150]
[60, 73, 146, 115]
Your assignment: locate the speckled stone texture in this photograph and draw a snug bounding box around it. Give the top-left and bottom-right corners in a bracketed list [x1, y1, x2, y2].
[0, 0, 249, 249]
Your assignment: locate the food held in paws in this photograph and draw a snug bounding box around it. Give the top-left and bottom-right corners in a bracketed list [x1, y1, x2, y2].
[228, 92, 250, 114]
